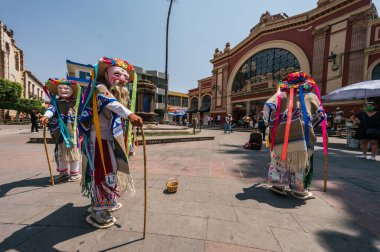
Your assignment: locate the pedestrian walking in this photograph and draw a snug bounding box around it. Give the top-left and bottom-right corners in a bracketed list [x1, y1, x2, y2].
[216, 114, 221, 126]
[243, 114, 251, 130]
[351, 101, 380, 160]
[224, 114, 231, 133]
[257, 111, 267, 141]
[30, 108, 40, 133]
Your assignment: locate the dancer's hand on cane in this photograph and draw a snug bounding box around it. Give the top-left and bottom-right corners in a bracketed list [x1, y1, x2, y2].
[129, 113, 143, 127]
[40, 116, 49, 125]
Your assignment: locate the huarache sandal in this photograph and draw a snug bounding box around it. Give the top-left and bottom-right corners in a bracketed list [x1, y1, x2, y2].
[270, 186, 287, 195]
[86, 210, 116, 229]
[87, 202, 123, 213]
[290, 190, 313, 200]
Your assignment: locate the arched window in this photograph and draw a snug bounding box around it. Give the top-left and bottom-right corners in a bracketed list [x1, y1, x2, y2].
[201, 95, 211, 106]
[199, 95, 211, 112]
[190, 97, 198, 108]
[232, 48, 300, 92]
[372, 64, 380, 80]
[188, 97, 199, 113]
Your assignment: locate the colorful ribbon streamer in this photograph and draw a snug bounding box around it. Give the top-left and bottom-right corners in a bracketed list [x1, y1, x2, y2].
[92, 92, 107, 176]
[126, 72, 138, 158]
[281, 87, 294, 161]
[271, 87, 282, 151]
[313, 84, 328, 155]
[299, 86, 309, 149]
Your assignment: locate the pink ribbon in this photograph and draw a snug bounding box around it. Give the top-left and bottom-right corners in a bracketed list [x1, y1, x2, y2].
[313, 85, 328, 155]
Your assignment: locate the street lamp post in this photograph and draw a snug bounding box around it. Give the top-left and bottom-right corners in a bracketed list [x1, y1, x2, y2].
[164, 0, 175, 123]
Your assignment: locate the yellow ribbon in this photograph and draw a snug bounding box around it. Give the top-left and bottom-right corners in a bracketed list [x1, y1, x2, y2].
[73, 85, 81, 145]
[92, 92, 107, 175]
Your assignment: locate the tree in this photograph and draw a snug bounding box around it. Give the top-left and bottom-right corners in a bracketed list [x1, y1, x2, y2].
[0, 79, 23, 110]
[15, 98, 43, 114]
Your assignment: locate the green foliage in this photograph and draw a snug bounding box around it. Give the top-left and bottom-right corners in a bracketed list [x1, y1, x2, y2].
[154, 109, 165, 117]
[15, 98, 43, 114]
[0, 79, 22, 103]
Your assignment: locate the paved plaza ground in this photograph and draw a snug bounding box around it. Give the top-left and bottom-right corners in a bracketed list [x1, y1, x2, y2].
[0, 124, 380, 251]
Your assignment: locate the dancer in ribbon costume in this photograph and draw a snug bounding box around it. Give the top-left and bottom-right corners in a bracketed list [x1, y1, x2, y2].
[263, 72, 327, 200]
[40, 79, 82, 183]
[80, 57, 142, 228]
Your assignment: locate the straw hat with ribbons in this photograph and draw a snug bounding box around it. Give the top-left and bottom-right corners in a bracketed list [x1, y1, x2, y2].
[45, 78, 78, 98]
[96, 56, 135, 83]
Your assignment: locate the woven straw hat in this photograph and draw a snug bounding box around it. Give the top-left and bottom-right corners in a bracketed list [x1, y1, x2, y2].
[45, 78, 78, 98]
[96, 56, 135, 83]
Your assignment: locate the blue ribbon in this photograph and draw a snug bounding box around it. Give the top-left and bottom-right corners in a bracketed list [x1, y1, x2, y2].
[299, 86, 309, 148]
[50, 95, 73, 148]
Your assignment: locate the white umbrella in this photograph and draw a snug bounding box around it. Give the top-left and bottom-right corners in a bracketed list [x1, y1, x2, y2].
[322, 80, 380, 101]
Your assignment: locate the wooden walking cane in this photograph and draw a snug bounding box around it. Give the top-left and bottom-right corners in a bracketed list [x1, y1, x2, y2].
[43, 125, 54, 186]
[140, 125, 147, 239]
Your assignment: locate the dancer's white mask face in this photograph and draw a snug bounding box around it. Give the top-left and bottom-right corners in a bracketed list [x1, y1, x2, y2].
[106, 66, 129, 86]
[57, 84, 73, 99]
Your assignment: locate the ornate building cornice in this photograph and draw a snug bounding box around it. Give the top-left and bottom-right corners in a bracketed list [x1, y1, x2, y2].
[210, 0, 362, 64]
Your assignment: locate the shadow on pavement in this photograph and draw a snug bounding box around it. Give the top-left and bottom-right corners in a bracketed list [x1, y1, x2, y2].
[1, 203, 90, 251]
[316, 229, 380, 251]
[0, 175, 50, 197]
[235, 183, 306, 209]
[0, 203, 145, 251]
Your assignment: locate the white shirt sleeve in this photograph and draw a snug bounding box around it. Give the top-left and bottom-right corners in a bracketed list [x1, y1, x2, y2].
[44, 110, 54, 119]
[106, 101, 133, 118]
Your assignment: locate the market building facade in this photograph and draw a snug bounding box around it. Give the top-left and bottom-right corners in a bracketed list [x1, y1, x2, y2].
[188, 0, 380, 122]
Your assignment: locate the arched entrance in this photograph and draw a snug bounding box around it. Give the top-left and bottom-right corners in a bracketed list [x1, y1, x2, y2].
[199, 95, 211, 125]
[188, 97, 199, 121]
[372, 63, 380, 80]
[226, 40, 310, 113]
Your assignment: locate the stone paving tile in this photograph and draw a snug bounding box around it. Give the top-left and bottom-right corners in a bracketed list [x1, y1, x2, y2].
[206, 219, 281, 252]
[10, 226, 101, 251]
[169, 237, 205, 252]
[98, 231, 173, 252]
[42, 181, 84, 194]
[235, 207, 303, 231]
[147, 212, 207, 240]
[0, 204, 51, 224]
[189, 182, 210, 192]
[31, 191, 89, 207]
[130, 198, 185, 215]
[151, 187, 210, 203]
[182, 202, 237, 221]
[0, 223, 46, 251]
[110, 210, 149, 233]
[272, 227, 380, 252]
[20, 204, 89, 228]
[0, 189, 48, 206]
[291, 213, 374, 238]
[205, 241, 270, 252]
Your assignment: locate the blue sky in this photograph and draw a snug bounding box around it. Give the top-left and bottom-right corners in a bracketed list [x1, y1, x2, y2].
[1, 0, 380, 93]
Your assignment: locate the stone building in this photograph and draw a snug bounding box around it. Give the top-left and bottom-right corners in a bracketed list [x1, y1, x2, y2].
[188, 0, 380, 122]
[23, 70, 43, 100]
[0, 21, 43, 119]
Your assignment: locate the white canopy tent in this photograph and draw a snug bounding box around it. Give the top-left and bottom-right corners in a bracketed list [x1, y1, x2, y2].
[322, 80, 380, 101]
